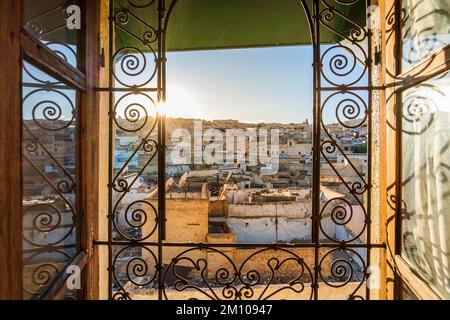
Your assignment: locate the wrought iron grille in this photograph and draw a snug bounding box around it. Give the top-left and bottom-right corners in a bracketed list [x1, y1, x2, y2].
[22, 63, 81, 299]
[21, 0, 84, 300]
[95, 0, 385, 300]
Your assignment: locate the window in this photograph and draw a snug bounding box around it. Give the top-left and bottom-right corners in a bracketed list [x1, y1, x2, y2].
[23, 0, 82, 69]
[20, 0, 87, 300]
[100, 0, 378, 301]
[393, 0, 450, 300]
[22, 63, 80, 299]
[400, 71, 450, 299]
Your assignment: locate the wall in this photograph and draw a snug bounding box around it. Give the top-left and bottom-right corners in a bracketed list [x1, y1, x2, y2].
[228, 201, 310, 218]
[206, 232, 236, 278]
[209, 198, 228, 217]
[145, 196, 209, 268]
[227, 201, 336, 243]
[335, 205, 366, 242]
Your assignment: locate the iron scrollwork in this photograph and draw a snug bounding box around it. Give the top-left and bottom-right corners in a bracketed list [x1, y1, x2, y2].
[104, 0, 377, 300]
[316, 0, 372, 299]
[109, 0, 161, 247]
[24, 0, 81, 68]
[162, 247, 314, 300]
[107, 0, 162, 299]
[22, 62, 79, 299]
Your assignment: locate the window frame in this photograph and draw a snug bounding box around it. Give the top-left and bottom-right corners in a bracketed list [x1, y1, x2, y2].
[0, 0, 24, 300]
[21, 2, 87, 299]
[393, 2, 450, 300]
[0, 0, 101, 300]
[380, 0, 449, 301]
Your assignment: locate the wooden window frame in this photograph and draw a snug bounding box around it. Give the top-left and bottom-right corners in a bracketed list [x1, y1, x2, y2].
[395, 45, 450, 90]
[379, 0, 449, 300]
[389, 0, 450, 300]
[0, 0, 101, 300]
[392, 46, 450, 300]
[0, 0, 24, 300]
[394, 255, 442, 300]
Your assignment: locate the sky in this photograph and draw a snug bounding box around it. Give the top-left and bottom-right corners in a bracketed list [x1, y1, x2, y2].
[22, 43, 367, 125]
[165, 46, 313, 124]
[163, 43, 367, 125]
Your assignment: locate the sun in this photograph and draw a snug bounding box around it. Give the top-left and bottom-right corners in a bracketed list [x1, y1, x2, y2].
[165, 85, 208, 119]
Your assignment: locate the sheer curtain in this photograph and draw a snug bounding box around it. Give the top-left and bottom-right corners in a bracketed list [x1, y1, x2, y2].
[402, 0, 450, 69]
[405, 0, 449, 35]
[402, 72, 450, 298]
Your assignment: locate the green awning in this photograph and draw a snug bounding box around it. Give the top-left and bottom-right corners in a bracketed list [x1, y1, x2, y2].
[24, 0, 367, 52]
[162, 0, 366, 51]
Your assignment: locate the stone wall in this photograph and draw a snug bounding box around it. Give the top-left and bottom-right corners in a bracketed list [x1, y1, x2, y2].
[209, 198, 228, 217]
[146, 197, 209, 267]
[227, 201, 336, 243]
[228, 201, 311, 218]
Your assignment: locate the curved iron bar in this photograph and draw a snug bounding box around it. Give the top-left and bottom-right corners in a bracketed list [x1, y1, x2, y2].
[318, 247, 366, 299]
[319, 140, 367, 193]
[319, 136, 368, 242]
[320, 92, 369, 196]
[239, 248, 313, 300]
[162, 247, 237, 300]
[318, 0, 369, 87]
[316, 0, 370, 247]
[318, 197, 367, 243]
[104, 0, 376, 300]
[23, 88, 75, 132]
[23, 249, 73, 297]
[112, 46, 158, 88]
[109, 2, 161, 243]
[111, 148, 158, 241]
[22, 154, 77, 247]
[111, 135, 157, 189]
[24, 5, 70, 40]
[111, 137, 157, 193]
[23, 124, 76, 192]
[112, 245, 159, 297]
[320, 43, 367, 87]
[113, 3, 159, 88]
[127, 0, 157, 8]
[112, 291, 131, 300]
[22, 86, 77, 246]
[112, 199, 159, 241]
[159, 246, 313, 300]
[115, 9, 159, 44]
[320, 0, 368, 43]
[113, 91, 157, 133]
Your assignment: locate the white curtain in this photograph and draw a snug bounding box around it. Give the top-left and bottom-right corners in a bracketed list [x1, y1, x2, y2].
[405, 0, 450, 36]
[402, 0, 450, 66]
[402, 72, 450, 298]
